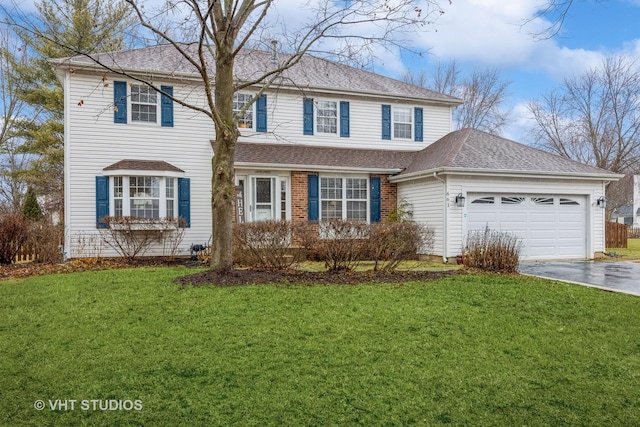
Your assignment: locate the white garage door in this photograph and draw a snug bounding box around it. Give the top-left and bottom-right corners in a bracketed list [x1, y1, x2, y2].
[466, 194, 587, 260]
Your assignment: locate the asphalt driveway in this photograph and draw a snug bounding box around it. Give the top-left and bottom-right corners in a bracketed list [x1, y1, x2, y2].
[518, 261, 640, 296]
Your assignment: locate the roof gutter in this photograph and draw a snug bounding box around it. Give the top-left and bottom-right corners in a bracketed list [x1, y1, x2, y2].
[390, 167, 625, 183]
[234, 162, 402, 174]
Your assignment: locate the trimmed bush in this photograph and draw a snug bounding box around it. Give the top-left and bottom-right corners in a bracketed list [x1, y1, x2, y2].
[233, 220, 297, 269]
[295, 219, 370, 272]
[369, 222, 435, 271]
[463, 226, 522, 273]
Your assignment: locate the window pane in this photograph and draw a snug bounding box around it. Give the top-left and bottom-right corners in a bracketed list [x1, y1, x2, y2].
[114, 199, 123, 216]
[255, 178, 272, 204]
[166, 178, 175, 199]
[347, 201, 367, 221]
[130, 199, 159, 219]
[321, 177, 342, 199]
[114, 177, 123, 197]
[346, 178, 367, 200]
[166, 200, 174, 218]
[322, 200, 342, 219]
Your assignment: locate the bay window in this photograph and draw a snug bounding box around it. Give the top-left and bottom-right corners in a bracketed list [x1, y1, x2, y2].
[110, 176, 176, 219]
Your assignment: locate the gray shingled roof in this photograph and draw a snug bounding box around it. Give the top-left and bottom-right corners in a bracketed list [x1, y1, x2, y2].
[104, 159, 184, 172]
[234, 142, 414, 171]
[52, 44, 461, 104]
[614, 205, 634, 216]
[399, 128, 620, 178]
[234, 129, 620, 180]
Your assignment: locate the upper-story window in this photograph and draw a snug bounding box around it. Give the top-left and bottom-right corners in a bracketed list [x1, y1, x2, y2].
[131, 84, 159, 123]
[316, 101, 338, 134]
[233, 93, 254, 129]
[113, 81, 173, 127]
[393, 107, 412, 139]
[303, 98, 350, 137]
[381, 104, 423, 142]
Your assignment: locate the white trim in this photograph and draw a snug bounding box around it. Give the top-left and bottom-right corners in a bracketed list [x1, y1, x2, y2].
[234, 162, 401, 174]
[389, 167, 624, 183]
[108, 176, 177, 219]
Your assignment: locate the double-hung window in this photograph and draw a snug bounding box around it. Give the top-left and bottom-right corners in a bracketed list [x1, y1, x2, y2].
[233, 93, 254, 129]
[316, 101, 338, 134]
[131, 84, 158, 123]
[393, 107, 412, 139]
[320, 177, 368, 221]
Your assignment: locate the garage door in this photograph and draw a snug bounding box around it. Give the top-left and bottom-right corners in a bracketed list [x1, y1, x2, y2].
[466, 194, 587, 260]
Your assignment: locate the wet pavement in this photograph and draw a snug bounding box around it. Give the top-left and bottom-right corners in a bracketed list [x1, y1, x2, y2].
[518, 261, 640, 296]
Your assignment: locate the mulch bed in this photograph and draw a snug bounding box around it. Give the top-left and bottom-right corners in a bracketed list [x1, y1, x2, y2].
[175, 268, 465, 287]
[2, 257, 464, 286]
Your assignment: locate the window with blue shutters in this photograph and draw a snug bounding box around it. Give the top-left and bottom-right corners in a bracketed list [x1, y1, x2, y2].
[113, 82, 173, 126]
[97, 174, 190, 228]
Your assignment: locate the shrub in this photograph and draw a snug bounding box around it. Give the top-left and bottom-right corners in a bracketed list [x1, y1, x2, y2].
[22, 187, 43, 221]
[295, 219, 370, 272]
[99, 217, 186, 261]
[369, 222, 435, 271]
[463, 226, 522, 273]
[233, 220, 297, 269]
[27, 221, 64, 263]
[0, 214, 29, 264]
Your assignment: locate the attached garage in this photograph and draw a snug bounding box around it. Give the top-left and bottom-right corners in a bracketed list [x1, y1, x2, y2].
[466, 194, 587, 260]
[392, 129, 623, 262]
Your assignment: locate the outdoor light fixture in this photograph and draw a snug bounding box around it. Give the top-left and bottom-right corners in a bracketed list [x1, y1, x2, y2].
[455, 193, 466, 207]
[596, 196, 606, 208]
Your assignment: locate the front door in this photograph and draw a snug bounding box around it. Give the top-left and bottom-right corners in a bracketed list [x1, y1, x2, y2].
[252, 177, 276, 221]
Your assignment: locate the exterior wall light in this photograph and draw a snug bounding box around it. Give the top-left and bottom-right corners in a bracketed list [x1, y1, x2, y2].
[455, 193, 466, 207]
[597, 196, 606, 209]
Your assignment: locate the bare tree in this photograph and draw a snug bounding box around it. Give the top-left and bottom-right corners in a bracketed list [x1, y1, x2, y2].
[5, 0, 450, 271]
[404, 61, 511, 134]
[528, 55, 640, 173]
[0, 28, 32, 213]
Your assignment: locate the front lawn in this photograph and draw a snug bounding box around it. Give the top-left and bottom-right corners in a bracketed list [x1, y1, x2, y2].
[2, 267, 640, 426]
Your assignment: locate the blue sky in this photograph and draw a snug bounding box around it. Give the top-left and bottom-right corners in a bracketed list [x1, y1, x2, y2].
[389, 0, 640, 141]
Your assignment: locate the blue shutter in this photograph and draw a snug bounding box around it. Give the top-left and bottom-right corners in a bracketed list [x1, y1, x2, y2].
[256, 94, 267, 132]
[370, 177, 381, 223]
[114, 81, 127, 124]
[340, 101, 350, 137]
[161, 85, 174, 127]
[308, 175, 319, 222]
[178, 178, 190, 228]
[303, 98, 314, 135]
[96, 176, 109, 229]
[381, 104, 391, 140]
[414, 107, 423, 142]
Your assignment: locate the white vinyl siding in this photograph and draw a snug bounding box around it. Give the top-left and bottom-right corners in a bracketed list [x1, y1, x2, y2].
[64, 74, 212, 258]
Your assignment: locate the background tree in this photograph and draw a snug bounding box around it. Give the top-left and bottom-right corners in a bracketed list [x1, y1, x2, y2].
[0, 27, 30, 213]
[22, 186, 42, 221]
[8, 0, 134, 219]
[527, 55, 640, 173]
[404, 61, 511, 135]
[8, 0, 451, 271]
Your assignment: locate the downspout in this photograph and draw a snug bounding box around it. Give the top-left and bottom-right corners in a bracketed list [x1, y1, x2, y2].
[434, 172, 448, 263]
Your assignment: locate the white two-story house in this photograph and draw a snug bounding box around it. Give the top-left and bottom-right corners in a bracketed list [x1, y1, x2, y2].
[52, 44, 621, 261]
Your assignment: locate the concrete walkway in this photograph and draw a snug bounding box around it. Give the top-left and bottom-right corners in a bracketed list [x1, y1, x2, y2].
[518, 261, 640, 296]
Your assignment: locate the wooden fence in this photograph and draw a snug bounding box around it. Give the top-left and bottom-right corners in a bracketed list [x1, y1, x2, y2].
[12, 244, 38, 263]
[606, 222, 628, 248]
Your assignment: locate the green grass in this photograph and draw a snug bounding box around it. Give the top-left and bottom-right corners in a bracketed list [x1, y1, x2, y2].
[607, 238, 640, 260]
[2, 267, 640, 426]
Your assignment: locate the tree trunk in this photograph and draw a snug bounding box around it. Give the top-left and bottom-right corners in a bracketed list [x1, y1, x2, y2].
[211, 46, 239, 271]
